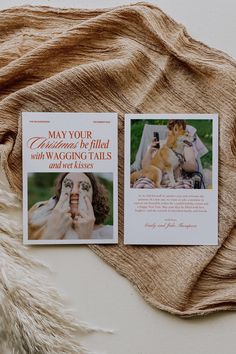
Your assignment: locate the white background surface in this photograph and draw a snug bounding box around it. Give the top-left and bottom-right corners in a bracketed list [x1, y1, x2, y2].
[1, 1, 236, 354]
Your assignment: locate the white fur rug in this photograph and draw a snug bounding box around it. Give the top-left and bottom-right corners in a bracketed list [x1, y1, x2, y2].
[0, 169, 109, 354]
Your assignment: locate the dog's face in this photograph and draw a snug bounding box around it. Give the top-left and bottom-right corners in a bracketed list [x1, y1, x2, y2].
[28, 196, 57, 227]
[177, 130, 194, 147]
[172, 124, 194, 147]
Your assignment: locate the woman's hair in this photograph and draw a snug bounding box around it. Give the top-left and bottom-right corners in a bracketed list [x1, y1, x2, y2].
[54, 173, 110, 225]
[167, 120, 186, 131]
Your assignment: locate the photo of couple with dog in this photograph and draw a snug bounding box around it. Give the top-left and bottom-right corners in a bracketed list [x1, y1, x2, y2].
[130, 119, 212, 189]
[28, 172, 113, 241]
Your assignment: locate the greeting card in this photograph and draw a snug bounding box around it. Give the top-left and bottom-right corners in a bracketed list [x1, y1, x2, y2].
[22, 112, 118, 244]
[124, 114, 218, 245]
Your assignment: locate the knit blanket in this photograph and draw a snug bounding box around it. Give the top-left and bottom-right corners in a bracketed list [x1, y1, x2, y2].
[0, 3, 236, 352]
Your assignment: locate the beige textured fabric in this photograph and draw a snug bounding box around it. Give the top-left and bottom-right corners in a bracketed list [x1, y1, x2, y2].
[0, 3, 236, 318]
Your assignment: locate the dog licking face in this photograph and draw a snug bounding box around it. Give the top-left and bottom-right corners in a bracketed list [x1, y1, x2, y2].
[28, 196, 57, 228]
[28, 196, 57, 240]
[28, 173, 94, 240]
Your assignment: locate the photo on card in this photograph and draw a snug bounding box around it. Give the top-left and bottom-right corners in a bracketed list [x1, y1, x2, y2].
[27, 172, 114, 241]
[130, 118, 213, 190]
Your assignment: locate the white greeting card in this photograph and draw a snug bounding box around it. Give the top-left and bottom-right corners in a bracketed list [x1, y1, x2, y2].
[22, 112, 118, 245]
[124, 114, 218, 245]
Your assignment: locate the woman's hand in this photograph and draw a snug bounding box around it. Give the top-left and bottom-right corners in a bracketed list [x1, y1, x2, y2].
[73, 196, 95, 239]
[141, 138, 159, 168]
[182, 146, 198, 172]
[147, 137, 159, 155]
[42, 184, 72, 240]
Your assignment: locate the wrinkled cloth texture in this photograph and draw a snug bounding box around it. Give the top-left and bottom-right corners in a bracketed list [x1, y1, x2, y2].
[0, 2, 236, 319]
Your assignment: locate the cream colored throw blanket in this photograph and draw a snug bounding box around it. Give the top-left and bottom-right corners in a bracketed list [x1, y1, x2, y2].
[0, 2, 236, 352]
